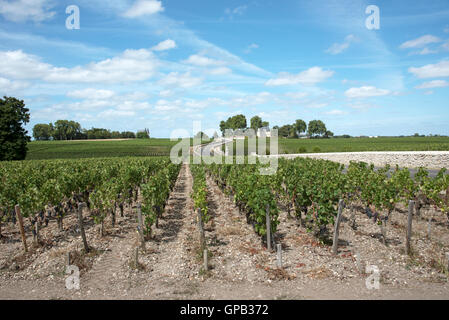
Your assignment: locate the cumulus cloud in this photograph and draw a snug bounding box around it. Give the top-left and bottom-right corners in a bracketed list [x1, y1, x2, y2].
[409, 60, 449, 78]
[0, 77, 29, 93]
[0, 0, 56, 22]
[399, 35, 441, 49]
[123, 0, 164, 18]
[183, 54, 226, 67]
[67, 88, 116, 100]
[265, 67, 334, 86]
[0, 49, 158, 83]
[415, 80, 449, 89]
[345, 86, 390, 98]
[325, 35, 356, 55]
[158, 72, 202, 88]
[151, 39, 177, 51]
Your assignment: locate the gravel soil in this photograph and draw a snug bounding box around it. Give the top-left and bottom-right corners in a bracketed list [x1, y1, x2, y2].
[0, 164, 448, 300]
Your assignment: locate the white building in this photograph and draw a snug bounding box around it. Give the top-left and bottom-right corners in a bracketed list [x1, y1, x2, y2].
[257, 127, 271, 138]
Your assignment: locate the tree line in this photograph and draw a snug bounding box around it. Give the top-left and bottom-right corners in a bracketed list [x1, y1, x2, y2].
[219, 115, 333, 138]
[33, 120, 150, 141]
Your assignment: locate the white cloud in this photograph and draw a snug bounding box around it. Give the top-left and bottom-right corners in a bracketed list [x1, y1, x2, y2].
[67, 88, 116, 100]
[325, 109, 347, 115]
[183, 54, 226, 67]
[123, 0, 164, 18]
[345, 86, 391, 98]
[159, 89, 173, 97]
[400, 35, 441, 49]
[151, 39, 176, 51]
[207, 67, 232, 75]
[265, 67, 334, 86]
[98, 109, 136, 118]
[67, 100, 112, 111]
[158, 72, 202, 88]
[0, 0, 56, 22]
[244, 43, 259, 54]
[0, 49, 158, 83]
[225, 5, 247, 18]
[409, 60, 449, 78]
[325, 34, 355, 55]
[442, 41, 449, 51]
[415, 80, 449, 89]
[0, 77, 29, 93]
[284, 92, 308, 100]
[416, 47, 437, 55]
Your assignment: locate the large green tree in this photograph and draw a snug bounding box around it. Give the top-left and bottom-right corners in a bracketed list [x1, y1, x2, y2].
[52, 120, 82, 140]
[0, 97, 31, 161]
[294, 119, 307, 136]
[227, 114, 247, 130]
[250, 116, 263, 131]
[33, 123, 53, 141]
[307, 120, 327, 138]
[279, 124, 297, 138]
[220, 114, 247, 135]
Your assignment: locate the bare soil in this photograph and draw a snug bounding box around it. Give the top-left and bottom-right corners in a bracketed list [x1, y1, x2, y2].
[0, 164, 448, 300]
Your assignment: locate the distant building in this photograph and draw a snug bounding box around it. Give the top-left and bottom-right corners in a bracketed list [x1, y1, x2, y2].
[257, 126, 271, 138]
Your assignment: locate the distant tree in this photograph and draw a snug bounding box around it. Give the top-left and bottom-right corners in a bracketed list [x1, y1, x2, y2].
[219, 121, 226, 136]
[195, 131, 209, 140]
[324, 130, 334, 138]
[136, 129, 150, 139]
[86, 128, 111, 139]
[250, 116, 263, 131]
[279, 124, 297, 138]
[33, 123, 53, 141]
[294, 119, 307, 136]
[261, 121, 269, 128]
[227, 114, 247, 130]
[52, 120, 82, 140]
[307, 120, 327, 138]
[121, 131, 136, 139]
[0, 97, 31, 161]
[273, 125, 279, 130]
[111, 131, 121, 139]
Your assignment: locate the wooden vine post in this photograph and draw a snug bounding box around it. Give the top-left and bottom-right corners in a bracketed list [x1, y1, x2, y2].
[276, 244, 283, 268]
[15, 205, 28, 253]
[203, 249, 208, 271]
[332, 200, 345, 255]
[136, 203, 146, 250]
[197, 208, 205, 251]
[34, 218, 39, 244]
[406, 200, 414, 255]
[266, 204, 272, 251]
[77, 203, 89, 253]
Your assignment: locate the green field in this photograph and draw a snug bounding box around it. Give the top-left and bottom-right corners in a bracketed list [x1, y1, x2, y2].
[277, 136, 449, 154]
[26, 139, 181, 160]
[25, 136, 449, 160]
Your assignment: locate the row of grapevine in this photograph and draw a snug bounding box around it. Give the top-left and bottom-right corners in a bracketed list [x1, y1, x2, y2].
[205, 163, 279, 240]
[0, 157, 177, 239]
[273, 157, 449, 239]
[141, 162, 180, 237]
[191, 165, 209, 223]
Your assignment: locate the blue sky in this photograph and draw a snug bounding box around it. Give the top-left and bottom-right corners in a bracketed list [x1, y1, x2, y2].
[0, 0, 449, 138]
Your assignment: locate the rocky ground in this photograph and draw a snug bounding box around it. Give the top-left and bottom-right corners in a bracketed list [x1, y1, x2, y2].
[0, 164, 448, 300]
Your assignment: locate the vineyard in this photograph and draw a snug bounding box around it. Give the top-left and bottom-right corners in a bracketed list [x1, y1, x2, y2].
[0, 155, 449, 299]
